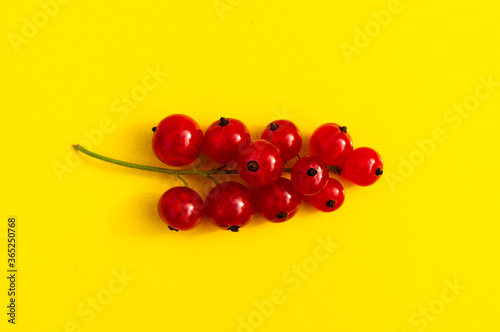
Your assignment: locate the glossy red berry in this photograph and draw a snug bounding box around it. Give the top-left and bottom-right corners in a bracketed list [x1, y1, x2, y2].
[308, 178, 345, 212]
[291, 156, 329, 195]
[260, 120, 302, 161]
[341, 147, 383, 186]
[152, 114, 204, 166]
[237, 140, 284, 187]
[310, 123, 353, 166]
[256, 177, 302, 222]
[204, 117, 251, 164]
[205, 181, 255, 232]
[158, 187, 204, 231]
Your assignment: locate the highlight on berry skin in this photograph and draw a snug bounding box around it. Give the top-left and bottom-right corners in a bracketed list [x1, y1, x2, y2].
[73, 116, 383, 232]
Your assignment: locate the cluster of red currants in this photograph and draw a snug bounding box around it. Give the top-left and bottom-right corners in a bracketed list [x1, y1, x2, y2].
[152, 114, 383, 232]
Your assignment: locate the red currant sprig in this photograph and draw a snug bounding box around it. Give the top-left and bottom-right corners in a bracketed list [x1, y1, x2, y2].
[74, 115, 383, 232]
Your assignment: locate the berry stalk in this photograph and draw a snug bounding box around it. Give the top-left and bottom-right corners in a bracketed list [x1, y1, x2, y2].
[73, 144, 341, 181]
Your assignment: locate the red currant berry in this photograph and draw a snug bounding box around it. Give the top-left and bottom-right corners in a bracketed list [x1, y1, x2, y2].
[257, 177, 302, 222]
[158, 187, 204, 231]
[152, 114, 204, 167]
[310, 123, 353, 166]
[237, 140, 284, 187]
[260, 120, 302, 161]
[205, 181, 255, 232]
[204, 117, 251, 164]
[341, 147, 383, 186]
[291, 156, 329, 195]
[308, 178, 345, 212]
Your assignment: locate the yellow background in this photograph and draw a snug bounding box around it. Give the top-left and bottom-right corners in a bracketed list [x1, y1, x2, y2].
[1, 0, 499, 331]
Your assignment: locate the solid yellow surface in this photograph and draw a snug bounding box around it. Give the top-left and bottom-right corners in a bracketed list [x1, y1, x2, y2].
[1, 0, 500, 331]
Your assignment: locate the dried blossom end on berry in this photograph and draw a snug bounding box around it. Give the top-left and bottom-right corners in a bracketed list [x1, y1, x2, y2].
[307, 168, 318, 177]
[218, 117, 230, 126]
[247, 161, 260, 172]
[227, 226, 240, 232]
[276, 212, 288, 219]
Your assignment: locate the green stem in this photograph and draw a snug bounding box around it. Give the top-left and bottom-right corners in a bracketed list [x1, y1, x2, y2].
[73, 144, 239, 176]
[73, 144, 339, 179]
[194, 154, 204, 169]
[206, 175, 220, 185]
[175, 175, 189, 187]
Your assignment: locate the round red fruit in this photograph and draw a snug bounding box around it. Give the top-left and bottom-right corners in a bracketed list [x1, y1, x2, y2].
[237, 140, 284, 187]
[204, 117, 251, 164]
[205, 181, 255, 232]
[341, 147, 383, 186]
[152, 114, 204, 166]
[310, 123, 353, 166]
[158, 187, 204, 231]
[260, 120, 302, 161]
[257, 177, 302, 222]
[308, 178, 345, 212]
[291, 156, 329, 195]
